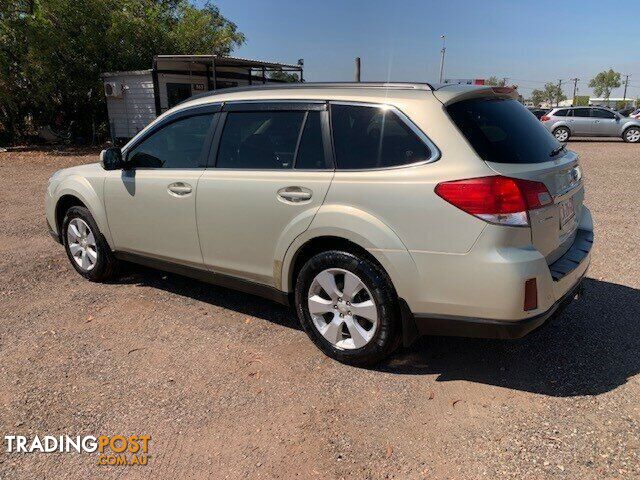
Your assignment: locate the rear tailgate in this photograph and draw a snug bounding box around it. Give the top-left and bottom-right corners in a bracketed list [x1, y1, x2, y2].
[485, 153, 583, 263]
[438, 86, 583, 264]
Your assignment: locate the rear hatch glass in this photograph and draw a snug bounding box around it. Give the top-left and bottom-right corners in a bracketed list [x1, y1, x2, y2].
[447, 97, 559, 164]
[447, 97, 583, 265]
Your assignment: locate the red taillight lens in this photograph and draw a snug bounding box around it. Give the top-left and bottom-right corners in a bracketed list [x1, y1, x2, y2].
[434, 176, 552, 226]
[540, 115, 550, 121]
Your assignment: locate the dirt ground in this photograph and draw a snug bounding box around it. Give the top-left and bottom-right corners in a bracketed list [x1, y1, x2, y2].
[0, 140, 638, 479]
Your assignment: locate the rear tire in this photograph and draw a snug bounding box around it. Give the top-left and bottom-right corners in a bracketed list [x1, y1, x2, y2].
[62, 206, 119, 281]
[294, 250, 401, 366]
[623, 126, 640, 143]
[553, 126, 570, 142]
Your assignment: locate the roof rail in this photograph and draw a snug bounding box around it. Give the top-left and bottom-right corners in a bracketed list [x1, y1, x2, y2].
[183, 82, 434, 104]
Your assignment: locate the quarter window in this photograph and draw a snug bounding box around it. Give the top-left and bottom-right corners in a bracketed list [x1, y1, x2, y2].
[554, 109, 568, 117]
[331, 104, 431, 169]
[217, 111, 305, 169]
[127, 114, 214, 168]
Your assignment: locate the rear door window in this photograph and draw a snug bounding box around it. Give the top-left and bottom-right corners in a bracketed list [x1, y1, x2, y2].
[295, 111, 330, 169]
[331, 104, 431, 169]
[216, 111, 304, 169]
[573, 108, 591, 118]
[447, 98, 560, 164]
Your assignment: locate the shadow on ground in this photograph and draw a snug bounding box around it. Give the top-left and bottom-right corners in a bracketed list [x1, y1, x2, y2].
[382, 278, 640, 397]
[121, 266, 639, 397]
[119, 264, 300, 331]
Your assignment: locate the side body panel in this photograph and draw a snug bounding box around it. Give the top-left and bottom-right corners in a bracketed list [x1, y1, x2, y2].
[104, 168, 205, 267]
[46, 164, 114, 248]
[197, 169, 333, 286]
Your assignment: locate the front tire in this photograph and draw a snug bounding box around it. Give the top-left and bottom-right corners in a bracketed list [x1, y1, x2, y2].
[553, 126, 570, 142]
[62, 206, 119, 281]
[294, 251, 401, 366]
[623, 126, 640, 143]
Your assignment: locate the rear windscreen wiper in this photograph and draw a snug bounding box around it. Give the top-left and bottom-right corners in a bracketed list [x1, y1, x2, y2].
[550, 144, 566, 157]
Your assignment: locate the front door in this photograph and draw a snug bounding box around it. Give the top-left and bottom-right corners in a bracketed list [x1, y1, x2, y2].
[105, 112, 216, 267]
[590, 107, 619, 136]
[197, 104, 334, 286]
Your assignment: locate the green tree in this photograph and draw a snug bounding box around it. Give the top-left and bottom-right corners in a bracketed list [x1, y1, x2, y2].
[485, 76, 506, 87]
[531, 83, 566, 107]
[588, 69, 621, 100]
[0, 0, 245, 144]
[269, 70, 299, 83]
[573, 95, 590, 106]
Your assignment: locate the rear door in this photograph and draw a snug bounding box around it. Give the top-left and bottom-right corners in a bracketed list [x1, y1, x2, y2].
[196, 102, 334, 286]
[446, 96, 583, 264]
[567, 107, 592, 135]
[590, 107, 619, 136]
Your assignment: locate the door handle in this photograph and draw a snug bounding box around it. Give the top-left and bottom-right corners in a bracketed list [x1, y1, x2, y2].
[168, 182, 192, 196]
[277, 186, 312, 203]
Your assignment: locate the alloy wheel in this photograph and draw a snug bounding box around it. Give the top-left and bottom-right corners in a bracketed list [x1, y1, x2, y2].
[626, 128, 640, 142]
[66, 218, 97, 271]
[554, 128, 569, 142]
[307, 268, 378, 350]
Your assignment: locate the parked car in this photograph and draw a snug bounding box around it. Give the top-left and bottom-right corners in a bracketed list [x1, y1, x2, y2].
[616, 106, 636, 117]
[45, 82, 593, 365]
[527, 107, 549, 119]
[541, 106, 640, 142]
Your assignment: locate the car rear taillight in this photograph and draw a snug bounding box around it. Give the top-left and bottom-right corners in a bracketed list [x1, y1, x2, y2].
[540, 115, 550, 121]
[434, 176, 552, 226]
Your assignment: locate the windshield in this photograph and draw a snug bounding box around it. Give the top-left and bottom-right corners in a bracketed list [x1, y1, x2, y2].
[447, 98, 561, 164]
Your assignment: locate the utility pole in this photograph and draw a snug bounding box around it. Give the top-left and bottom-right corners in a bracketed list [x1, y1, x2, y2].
[354, 57, 361, 82]
[438, 35, 446, 83]
[571, 78, 579, 106]
[556, 79, 563, 106]
[623, 74, 630, 104]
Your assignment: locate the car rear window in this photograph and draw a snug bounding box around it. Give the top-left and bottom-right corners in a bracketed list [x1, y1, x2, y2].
[447, 98, 560, 164]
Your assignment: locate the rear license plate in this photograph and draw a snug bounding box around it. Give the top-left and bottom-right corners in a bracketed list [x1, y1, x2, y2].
[559, 198, 575, 227]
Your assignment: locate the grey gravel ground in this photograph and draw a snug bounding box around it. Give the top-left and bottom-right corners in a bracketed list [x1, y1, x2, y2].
[0, 139, 638, 479]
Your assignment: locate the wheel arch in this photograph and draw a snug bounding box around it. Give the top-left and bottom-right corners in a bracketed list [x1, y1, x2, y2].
[553, 123, 571, 135]
[53, 177, 114, 249]
[279, 205, 421, 304]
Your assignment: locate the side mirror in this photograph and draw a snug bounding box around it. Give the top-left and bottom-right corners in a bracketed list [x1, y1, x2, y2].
[100, 147, 123, 170]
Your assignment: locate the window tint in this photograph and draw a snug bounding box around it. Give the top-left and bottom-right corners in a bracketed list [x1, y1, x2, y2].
[295, 112, 328, 169]
[127, 114, 213, 168]
[554, 109, 568, 117]
[331, 104, 430, 169]
[573, 108, 591, 118]
[447, 98, 560, 164]
[217, 111, 304, 169]
[591, 108, 615, 119]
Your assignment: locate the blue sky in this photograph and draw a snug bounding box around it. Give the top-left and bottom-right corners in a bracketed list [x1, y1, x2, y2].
[202, 0, 640, 99]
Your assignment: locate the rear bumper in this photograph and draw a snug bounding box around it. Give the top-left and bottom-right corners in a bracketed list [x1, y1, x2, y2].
[401, 278, 584, 342]
[401, 224, 593, 344]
